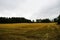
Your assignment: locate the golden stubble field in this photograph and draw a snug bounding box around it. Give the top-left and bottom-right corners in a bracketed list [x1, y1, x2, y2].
[0, 23, 60, 40]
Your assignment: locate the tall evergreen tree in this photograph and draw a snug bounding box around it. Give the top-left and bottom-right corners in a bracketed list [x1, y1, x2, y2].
[58, 15, 60, 24]
[54, 18, 58, 22]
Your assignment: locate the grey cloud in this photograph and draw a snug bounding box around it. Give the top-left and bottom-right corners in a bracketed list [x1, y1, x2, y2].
[0, 0, 16, 16]
[31, 0, 60, 20]
[0, 0, 60, 20]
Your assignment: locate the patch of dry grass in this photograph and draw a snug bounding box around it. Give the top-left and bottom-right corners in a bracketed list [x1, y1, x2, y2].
[0, 23, 60, 40]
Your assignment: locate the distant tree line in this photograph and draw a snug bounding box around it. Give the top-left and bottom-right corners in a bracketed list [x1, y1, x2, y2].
[0, 17, 31, 23]
[0, 15, 60, 24]
[36, 15, 60, 24]
[36, 19, 51, 23]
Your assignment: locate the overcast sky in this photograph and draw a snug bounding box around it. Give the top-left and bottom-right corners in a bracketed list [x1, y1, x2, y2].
[0, 0, 60, 20]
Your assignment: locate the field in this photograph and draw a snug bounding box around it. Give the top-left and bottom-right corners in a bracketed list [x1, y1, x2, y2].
[0, 23, 60, 40]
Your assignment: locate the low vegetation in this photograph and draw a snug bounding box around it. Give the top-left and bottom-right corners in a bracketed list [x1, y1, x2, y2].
[0, 23, 60, 40]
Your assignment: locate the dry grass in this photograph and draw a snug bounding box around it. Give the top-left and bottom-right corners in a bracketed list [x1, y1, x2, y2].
[0, 23, 60, 40]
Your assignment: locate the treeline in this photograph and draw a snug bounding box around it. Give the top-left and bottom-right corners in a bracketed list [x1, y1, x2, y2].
[0, 15, 60, 24]
[36, 15, 60, 24]
[36, 19, 51, 23]
[0, 17, 31, 23]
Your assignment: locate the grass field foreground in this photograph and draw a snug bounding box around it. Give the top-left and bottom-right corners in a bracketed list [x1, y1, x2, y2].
[0, 23, 60, 40]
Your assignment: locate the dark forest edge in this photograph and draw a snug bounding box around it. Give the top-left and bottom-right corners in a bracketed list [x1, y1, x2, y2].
[0, 15, 60, 24]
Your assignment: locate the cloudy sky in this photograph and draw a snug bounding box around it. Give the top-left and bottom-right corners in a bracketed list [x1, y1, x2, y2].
[0, 0, 60, 20]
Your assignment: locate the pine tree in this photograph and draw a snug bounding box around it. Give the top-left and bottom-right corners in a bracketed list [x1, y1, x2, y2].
[58, 15, 60, 24]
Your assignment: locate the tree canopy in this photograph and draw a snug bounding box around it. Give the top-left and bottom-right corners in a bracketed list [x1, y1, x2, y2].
[0, 14, 60, 24]
[0, 17, 31, 23]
